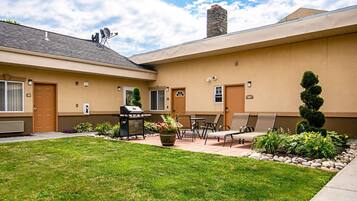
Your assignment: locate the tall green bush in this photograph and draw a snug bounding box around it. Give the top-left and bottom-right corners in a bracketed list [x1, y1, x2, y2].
[296, 71, 326, 136]
[131, 88, 142, 108]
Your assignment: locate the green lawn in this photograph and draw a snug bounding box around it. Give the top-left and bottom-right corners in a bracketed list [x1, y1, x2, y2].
[0, 137, 333, 201]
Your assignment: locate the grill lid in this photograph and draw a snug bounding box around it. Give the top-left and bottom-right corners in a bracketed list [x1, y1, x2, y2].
[120, 106, 143, 114]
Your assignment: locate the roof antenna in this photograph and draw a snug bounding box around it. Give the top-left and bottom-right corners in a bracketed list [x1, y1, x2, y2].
[91, 27, 118, 48]
[44, 31, 49, 41]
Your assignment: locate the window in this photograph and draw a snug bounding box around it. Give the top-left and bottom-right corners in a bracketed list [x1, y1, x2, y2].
[123, 87, 134, 106]
[214, 86, 223, 103]
[150, 90, 165, 111]
[0, 81, 24, 112]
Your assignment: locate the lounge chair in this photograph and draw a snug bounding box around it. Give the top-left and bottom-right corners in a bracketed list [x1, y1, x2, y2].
[204, 113, 250, 146]
[230, 113, 276, 146]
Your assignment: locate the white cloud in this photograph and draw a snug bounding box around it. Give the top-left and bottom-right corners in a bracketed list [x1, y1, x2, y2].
[0, 0, 356, 56]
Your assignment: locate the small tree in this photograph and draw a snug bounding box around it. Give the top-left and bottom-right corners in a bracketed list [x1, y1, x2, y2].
[296, 71, 326, 136]
[131, 88, 142, 108]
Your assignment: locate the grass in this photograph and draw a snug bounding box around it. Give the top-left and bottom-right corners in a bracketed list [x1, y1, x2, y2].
[0, 137, 334, 201]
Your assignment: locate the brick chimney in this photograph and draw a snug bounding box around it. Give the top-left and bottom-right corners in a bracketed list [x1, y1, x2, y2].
[207, 4, 227, 38]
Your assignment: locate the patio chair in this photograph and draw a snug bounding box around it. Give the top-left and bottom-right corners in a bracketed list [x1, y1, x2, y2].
[204, 113, 250, 146]
[201, 114, 222, 139]
[176, 115, 197, 141]
[230, 113, 276, 147]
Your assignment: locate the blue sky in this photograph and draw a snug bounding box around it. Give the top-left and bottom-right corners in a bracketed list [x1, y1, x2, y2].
[1, 0, 357, 56]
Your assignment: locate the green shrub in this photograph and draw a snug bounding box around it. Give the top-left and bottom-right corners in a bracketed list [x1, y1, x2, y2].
[95, 122, 112, 135]
[110, 124, 121, 138]
[74, 122, 93, 133]
[131, 88, 142, 108]
[254, 131, 287, 154]
[327, 131, 349, 153]
[144, 121, 159, 133]
[296, 71, 326, 136]
[285, 132, 336, 159]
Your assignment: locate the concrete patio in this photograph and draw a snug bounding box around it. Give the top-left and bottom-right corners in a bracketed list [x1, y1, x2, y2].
[130, 135, 253, 157]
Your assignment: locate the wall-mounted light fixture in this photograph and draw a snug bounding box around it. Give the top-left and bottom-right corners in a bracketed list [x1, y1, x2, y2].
[247, 81, 252, 88]
[27, 79, 33, 86]
[165, 86, 169, 92]
[206, 75, 218, 83]
[117, 86, 121, 91]
[83, 81, 89, 87]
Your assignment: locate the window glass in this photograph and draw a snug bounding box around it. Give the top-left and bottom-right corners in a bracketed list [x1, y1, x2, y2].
[150, 90, 165, 111]
[150, 91, 157, 110]
[215, 86, 223, 103]
[125, 90, 133, 105]
[7, 82, 23, 111]
[0, 82, 5, 111]
[158, 90, 165, 110]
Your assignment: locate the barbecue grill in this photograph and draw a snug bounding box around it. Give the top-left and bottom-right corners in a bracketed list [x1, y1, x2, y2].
[119, 106, 145, 139]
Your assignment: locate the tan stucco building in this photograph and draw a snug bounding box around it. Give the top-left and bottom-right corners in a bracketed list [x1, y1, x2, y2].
[1, 5, 357, 137]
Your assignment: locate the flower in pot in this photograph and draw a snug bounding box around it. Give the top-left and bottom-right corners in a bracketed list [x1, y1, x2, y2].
[157, 115, 181, 146]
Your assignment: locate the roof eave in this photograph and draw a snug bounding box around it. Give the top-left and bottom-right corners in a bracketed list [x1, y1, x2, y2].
[0, 46, 157, 81]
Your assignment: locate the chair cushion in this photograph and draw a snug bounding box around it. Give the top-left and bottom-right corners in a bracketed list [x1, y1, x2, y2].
[208, 130, 242, 138]
[232, 132, 267, 141]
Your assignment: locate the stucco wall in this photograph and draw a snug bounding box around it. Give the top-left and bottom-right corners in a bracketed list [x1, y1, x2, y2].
[151, 32, 357, 115]
[0, 65, 149, 115]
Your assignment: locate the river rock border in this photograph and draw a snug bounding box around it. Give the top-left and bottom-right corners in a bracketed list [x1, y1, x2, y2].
[244, 144, 357, 172]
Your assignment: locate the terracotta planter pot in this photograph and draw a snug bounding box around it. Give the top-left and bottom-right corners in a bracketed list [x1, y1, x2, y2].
[160, 132, 176, 146]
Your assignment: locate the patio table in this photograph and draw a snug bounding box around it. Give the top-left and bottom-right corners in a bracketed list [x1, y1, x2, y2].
[191, 117, 206, 138]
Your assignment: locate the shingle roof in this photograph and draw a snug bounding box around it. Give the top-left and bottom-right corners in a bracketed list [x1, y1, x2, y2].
[0, 21, 145, 70]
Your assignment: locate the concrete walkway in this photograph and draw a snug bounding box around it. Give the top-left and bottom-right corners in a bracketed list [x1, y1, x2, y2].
[0, 132, 90, 143]
[311, 157, 357, 201]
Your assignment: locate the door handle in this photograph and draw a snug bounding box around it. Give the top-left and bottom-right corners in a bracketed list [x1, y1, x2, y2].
[225, 107, 229, 112]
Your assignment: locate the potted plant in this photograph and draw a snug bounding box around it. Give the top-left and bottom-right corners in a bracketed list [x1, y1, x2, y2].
[157, 115, 180, 146]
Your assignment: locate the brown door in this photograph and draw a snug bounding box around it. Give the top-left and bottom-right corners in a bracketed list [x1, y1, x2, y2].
[33, 83, 56, 132]
[171, 88, 186, 117]
[224, 85, 245, 129]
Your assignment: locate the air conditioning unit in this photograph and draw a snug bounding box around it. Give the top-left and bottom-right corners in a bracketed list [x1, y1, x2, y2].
[0, 121, 24, 133]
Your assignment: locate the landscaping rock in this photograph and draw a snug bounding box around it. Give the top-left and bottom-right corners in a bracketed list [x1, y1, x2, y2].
[322, 161, 334, 168]
[249, 153, 261, 160]
[311, 162, 321, 168]
[302, 161, 311, 166]
[260, 156, 270, 161]
[285, 159, 292, 163]
[335, 162, 345, 170]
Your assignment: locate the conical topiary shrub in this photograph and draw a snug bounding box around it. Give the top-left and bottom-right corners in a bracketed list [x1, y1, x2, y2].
[296, 71, 326, 136]
[131, 88, 142, 108]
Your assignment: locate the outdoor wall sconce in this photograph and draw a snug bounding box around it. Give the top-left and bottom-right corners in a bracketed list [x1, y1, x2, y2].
[247, 81, 252, 88]
[27, 79, 33, 86]
[117, 86, 121, 91]
[206, 75, 218, 83]
[83, 81, 89, 87]
[166, 87, 169, 92]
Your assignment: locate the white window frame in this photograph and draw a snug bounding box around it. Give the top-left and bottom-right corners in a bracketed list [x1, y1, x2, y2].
[149, 89, 165, 111]
[214, 85, 223, 103]
[0, 80, 25, 112]
[122, 86, 134, 106]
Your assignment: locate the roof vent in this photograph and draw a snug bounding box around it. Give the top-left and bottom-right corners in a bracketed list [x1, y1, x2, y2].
[44, 31, 49, 41]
